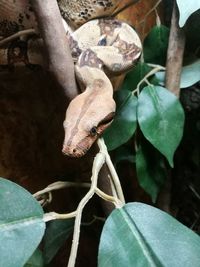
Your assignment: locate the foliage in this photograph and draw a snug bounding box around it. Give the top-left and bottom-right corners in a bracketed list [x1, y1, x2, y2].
[104, 6, 200, 201]
[103, 90, 137, 150]
[136, 140, 166, 203]
[176, 0, 200, 27]
[137, 85, 184, 167]
[156, 60, 200, 89]
[1, 177, 200, 267]
[0, 1, 200, 267]
[43, 219, 74, 265]
[0, 178, 45, 267]
[98, 203, 200, 267]
[104, 37, 186, 200]
[143, 25, 170, 65]
[24, 249, 44, 267]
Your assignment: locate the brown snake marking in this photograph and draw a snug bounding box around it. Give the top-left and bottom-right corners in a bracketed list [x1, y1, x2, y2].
[66, 80, 103, 153]
[0, 1, 142, 157]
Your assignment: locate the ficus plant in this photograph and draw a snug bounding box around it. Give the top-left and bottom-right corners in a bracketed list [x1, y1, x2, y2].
[0, 0, 200, 267]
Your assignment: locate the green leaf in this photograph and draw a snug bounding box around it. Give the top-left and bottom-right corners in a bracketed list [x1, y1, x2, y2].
[136, 141, 166, 202]
[120, 62, 152, 91]
[43, 219, 74, 264]
[0, 178, 45, 267]
[156, 60, 200, 88]
[179, 60, 200, 87]
[98, 202, 200, 267]
[177, 0, 200, 27]
[24, 249, 44, 267]
[143, 25, 170, 65]
[137, 85, 185, 167]
[114, 146, 135, 165]
[103, 90, 138, 151]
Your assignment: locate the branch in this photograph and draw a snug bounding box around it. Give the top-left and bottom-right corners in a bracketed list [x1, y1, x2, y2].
[157, 1, 186, 213]
[132, 65, 166, 96]
[40, 138, 124, 266]
[0, 29, 36, 46]
[97, 138, 125, 203]
[165, 1, 186, 97]
[67, 138, 123, 267]
[31, 0, 78, 100]
[33, 181, 90, 198]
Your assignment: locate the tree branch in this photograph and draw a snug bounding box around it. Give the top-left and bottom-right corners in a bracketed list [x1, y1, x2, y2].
[165, 1, 186, 97]
[158, 1, 186, 213]
[31, 0, 78, 100]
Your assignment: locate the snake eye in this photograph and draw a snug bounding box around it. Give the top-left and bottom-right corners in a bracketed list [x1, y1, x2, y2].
[90, 126, 98, 136]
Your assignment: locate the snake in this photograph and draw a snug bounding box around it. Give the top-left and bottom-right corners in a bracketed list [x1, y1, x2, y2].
[0, 0, 142, 157]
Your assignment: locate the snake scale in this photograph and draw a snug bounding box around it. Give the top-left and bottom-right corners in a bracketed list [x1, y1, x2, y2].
[0, 0, 142, 157]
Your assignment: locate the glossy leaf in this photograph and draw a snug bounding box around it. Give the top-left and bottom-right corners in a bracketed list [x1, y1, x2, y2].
[120, 62, 152, 91]
[143, 25, 170, 65]
[136, 141, 166, 202]
[156, 60, 200, 88]
[180, 60, 200, 87]
[177, 0, 200, 27]
[103, 90, 138, 151]
[0, 178, 45, 267]
[43, 219, 74, 264]
[98, 202, 200, 267]
[25, 249, 44, 267]
[137, 85, 185, 167]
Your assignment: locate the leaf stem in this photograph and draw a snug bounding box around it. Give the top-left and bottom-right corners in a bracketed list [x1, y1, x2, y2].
[43, 211, 77, 222]
[67, 151, 105, 267]
[37, 138, 123, 267]
[33, 181, 90, 198]
[132, 65, 166, 96]
[98, 138, 125, 204]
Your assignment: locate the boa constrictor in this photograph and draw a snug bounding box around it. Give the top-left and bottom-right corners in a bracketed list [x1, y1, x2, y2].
[0, 0, 142, 157]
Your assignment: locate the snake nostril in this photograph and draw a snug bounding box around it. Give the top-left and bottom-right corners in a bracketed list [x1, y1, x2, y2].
[73, 148, 77, 153]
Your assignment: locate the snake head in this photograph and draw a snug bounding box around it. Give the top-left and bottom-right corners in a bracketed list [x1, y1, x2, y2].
[62, 90, 116, 157]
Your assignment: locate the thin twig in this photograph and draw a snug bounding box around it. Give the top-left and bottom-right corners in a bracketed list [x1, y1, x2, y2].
[132, 65, 166, 96]
[112, 0, 140, 17]
[136, 0, 162, 38]
[67, 138, 124, 266]
[95, 187, 122, 206]
[189, 184, 200, 200]
[147, 63, 166, 69]
[43, 211, 77, 222]
[137, 0, 162, 27]
[34, 138, 122, 266]
[108, 174, 119, 200]
[0, 29, 37, 47]
[68, 151, 106, 267]
[97, 138, 125, 204]
[33, 181, 90, 198]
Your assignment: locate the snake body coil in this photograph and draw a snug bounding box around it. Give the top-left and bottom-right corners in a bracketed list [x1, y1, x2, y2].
[0, 0, 142, 157]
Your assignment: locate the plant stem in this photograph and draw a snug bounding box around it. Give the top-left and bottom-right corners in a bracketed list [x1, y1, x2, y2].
[68, 152, 105, 267]
[98, 138, 125, 204]
[33, 181, 90, 198]
[165, 1, 186, 96]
